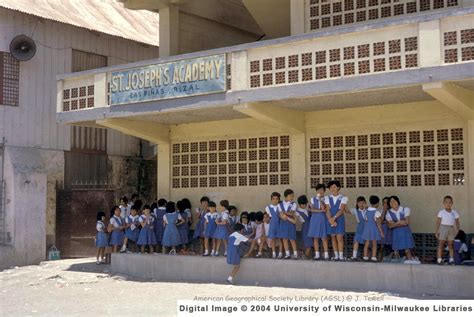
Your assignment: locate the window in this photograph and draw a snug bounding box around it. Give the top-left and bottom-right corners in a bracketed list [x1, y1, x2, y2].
[0, 52, 20, 106]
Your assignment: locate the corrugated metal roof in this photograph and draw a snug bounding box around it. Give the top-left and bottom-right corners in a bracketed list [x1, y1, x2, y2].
[0, 0, 159, 46]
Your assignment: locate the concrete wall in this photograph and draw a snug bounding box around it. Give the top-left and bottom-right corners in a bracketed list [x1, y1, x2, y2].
[112, 253, 474, 298]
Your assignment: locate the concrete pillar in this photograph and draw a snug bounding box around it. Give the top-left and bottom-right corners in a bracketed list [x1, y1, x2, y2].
[290, 0, 305, 35]
[467, 120, 474, 232]
[94, 73, 107, 107]
[418, 20, 441, 67]
[157, 142, 170, 199]
[291, 133, 307, 196]
[159, 5, 180, 57]
[231, 50, 248, 91]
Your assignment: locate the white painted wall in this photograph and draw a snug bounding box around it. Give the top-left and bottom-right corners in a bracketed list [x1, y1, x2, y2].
[0, 7, 159, 156]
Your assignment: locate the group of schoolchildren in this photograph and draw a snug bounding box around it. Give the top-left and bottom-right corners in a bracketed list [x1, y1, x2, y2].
[95, 181, 468, 278]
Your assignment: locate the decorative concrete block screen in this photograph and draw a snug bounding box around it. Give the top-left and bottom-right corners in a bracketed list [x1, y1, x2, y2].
[248, 25, 418, 88]
[62, 83, 95, 112]
[308, 128, 465, 188]
[443, 27, 474, 63]
[306, 0, 460, 31]
[172, 136, 291, 188]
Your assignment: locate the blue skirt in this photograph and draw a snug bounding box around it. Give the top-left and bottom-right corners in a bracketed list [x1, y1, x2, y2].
[379, 223, 392, 245]
[109, 230, 124, 246]
[354, 222, 365, 244]
[162, 224, 181, 247]
[308, 213, 327, 238]
[362, 222, 381, 241]
[267, 217, 280, 239]
[301, 222, 312, 248]
[277, 220, 296, 240]
[327, 216, 345, 235]
[213, 225, 230, 240]
[137, 227, 157, 246]
[125, 227, 140, 242]
[193, 216, 205, 239]
[391, 225, 414, 250]
[154, 219, 164, 244]
[178, 223, 189, 244]
[96, 232, 108, 247]
[227, 243, 241, 265]
[204, 222, 217, 238]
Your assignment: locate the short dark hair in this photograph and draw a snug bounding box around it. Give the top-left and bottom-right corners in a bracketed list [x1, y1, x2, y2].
[228, 205, 237, 212]
[97, 211, 106, 221]
[150, 202, 158, 211]
[297, 195, 308, 205]
[283, 189, 294, 197]
[157, 198, 167, 207]
[443, 195, 453, 202]
[166, 201, 176, 213]
[220, 200, 230, 209]
[208, 201, 216, 208]
[130, 205, 139, 212]
[142, 204, 151, 211]
[327, 180, 341, 189]
[315, 183, 326, 191]
[134, 199, 143, 210]
[255, 211, 264, 221]
[389, 195, 400, 206]
[121, 196, 128, 204]
[249, 212, 256, 222]
[131, 194, 139, 200]
[110, 206, 119, 218]
[200, 196, 210, 203]
[234, 223, 244, 232]
[369, 195, 380, 205]
[271, 192, 281, 199]
[177, 200, 186, 212]
[181, 198, 192, 209]
[240, 211, 249, 223]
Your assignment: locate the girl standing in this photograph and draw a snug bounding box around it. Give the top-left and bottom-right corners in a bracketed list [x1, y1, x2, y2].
[386, 196, 415, 260]
[265, 192, 282, 259]
[203, 201, 218, 256]
[308, 184, 329, 260]
[108, 206, 125, 253]
[362, 196, 384, 262]
[296, 195, 312, 259]
[277, 189, 298, 260]
[325, 180, 348, 261]
[154, 199, 167, 251]
[162, 201, 184, 255]
[193, 196, 209, 255]
[214, 200, 231, 256]
[137, 205, 157, 254]
[95, 211, 107, 264]
[177, 200, 190, 251]
[349, 196, 367, 261]
[124, 206, 140, 252]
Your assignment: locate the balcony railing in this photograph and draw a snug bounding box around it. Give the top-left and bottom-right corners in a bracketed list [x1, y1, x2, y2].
[57, 8, 474, 114]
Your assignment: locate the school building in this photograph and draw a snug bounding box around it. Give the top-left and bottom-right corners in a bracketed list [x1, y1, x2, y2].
[0, 0, 161, 269]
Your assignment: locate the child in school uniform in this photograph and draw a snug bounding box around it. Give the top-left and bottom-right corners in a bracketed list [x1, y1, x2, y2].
[362, 195, 384, 262]
[244, 211, 265, 258]
[177, 200, 190, 251]
[435, 195, 460, 265]
[379, 196, 392, 256]
[277, 189, 298, 260]
[263, 212, 272, 255]
[265, 192, 283, 259]
[203, 201, 218, 256]
[228, 206, 238, 231]
[119, 196, 131, 219]
[193, 196, 209, 255]
[214, 200, 231, 256]
[123, 205, 140, 253]
[296, 195, 312, 259]
[453, 230, 471, 264]
[154, 198, 167, 251]
[386, 196, 415, 261]
[108, 206, 126, 253]
[308, 184, 329, 260]
[137, 205, 157, 254]
[349, 196, 367, 261]
[95, 211, 108, 264]
[182, 198, 193, 248]
[226, 223, 253, 285]
[325, 180, 348, 261]
[162, 201, 184, 255]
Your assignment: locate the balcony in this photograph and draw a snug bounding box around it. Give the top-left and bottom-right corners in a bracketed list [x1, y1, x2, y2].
[56, 6, 474, 127]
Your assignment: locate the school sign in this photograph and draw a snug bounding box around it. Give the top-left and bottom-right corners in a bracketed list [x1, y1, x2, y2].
[109, 54, 226, 105]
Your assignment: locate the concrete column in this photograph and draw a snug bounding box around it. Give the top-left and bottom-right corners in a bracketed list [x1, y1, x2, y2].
[231, 50, 248, 91]
[56, 80, 63, 113]
[290, 0, 305, 35]
[291, 133, 307, 196]
[157, 142, 170, 199]
[94, 73, 107, 107]
[159, 5, 180, 57]
[467, 120, 474, 232]
[418, 20, 441, 67]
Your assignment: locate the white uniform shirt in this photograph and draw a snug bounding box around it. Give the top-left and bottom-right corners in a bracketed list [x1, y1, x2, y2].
[119, 204, 131, 219]
[126, 215, 139, 230]
[296, 207, 309, 223]
[219, 210, 229, 223]
[264, 204, 280, 217]
[350, 208, 366, 223]
[324, 194, 348, 206]
[437, 209, 460, 226]
[163, 212, 183, 225]
[277, 201, 297, 213]
[386, 206, 411, 222]
[365, 207, 382, 221]
[96, 221, 106, 232]
[110, 215, 123, 228]
[230, 231, 248, 246]
[139, 214, 154, 225]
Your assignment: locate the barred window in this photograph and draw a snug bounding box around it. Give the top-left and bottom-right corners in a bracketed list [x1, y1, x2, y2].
[0, 52, 20, 106]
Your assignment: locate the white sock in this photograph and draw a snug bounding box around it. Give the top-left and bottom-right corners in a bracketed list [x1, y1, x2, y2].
[339, 251, 344, 259]
[278, 252, 283, 258]
[437, 258, 442, 263]
[324, 252, 329, 258]
[449, 257, 454, 262]
[293, 251, 298, 256]
[315, 252, 320, 258]
[285, 251, 290, 256]
[204, 249, 209, 255]
[334, 253, 339, 260]
[272, 252, 276, 257]
[371, 257, 377, 261]
[352, 250, 358, 258]
[227, 276, 233, 281]
[363, 256, 369, 260]
[211, 249, 215, 255]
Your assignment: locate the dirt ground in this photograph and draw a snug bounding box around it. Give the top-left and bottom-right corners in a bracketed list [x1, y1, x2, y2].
[0, 258, 407, 317]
